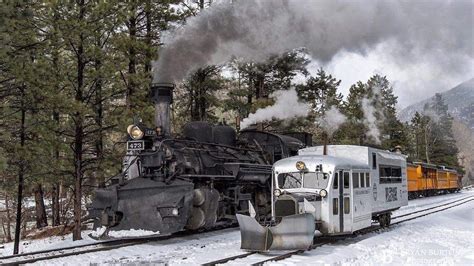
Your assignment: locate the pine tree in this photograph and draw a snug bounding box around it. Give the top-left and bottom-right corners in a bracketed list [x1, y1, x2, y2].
[366, 75, 408, 150]
[0, 1, 51, 253]
[296, 68, 343, 142]
[0, 1, 194, 245]
[180, 66, 224, 123]
[339, 75, 408, 149]
[224, 51, 309, 130]
[297, 68, 343, 114]
[339, 81, 367, 144]
[424, 94, 460, 167]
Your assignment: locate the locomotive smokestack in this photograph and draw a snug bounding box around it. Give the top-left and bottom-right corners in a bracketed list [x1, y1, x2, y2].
[151, 83, 174, 136]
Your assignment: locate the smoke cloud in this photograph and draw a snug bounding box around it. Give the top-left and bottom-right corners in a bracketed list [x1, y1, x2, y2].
[240, 88, 310, 129]
[153, 0, 472, 83]
[317, 106, 347, 137]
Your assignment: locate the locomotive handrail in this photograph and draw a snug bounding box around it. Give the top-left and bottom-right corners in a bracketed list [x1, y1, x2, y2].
[158, 137, 265, 153]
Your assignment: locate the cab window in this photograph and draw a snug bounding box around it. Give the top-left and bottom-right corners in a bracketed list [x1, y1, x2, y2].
[352, 173, 359, 188]
[333, 172, 338, 189]
[344, 197, 350, 214]
[343, 172, 350, 188]
[303, 172, 329, 189]
[360, 173, 366, 187]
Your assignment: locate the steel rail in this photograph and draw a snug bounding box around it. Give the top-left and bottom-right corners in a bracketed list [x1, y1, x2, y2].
[3, 196, 472, 265]
[391, 195, 473, 219]
[0, 225, 237, 265]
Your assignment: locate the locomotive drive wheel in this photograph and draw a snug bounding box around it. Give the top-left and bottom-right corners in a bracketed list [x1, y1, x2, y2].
[186, 188, 219, 230]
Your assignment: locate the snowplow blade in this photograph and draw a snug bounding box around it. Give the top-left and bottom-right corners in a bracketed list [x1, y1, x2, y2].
[236, 214, 273, 251]
[236, 213, 315, 251]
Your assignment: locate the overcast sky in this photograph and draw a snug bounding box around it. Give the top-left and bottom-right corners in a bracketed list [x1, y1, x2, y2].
[164, 0, 473, 110]
[309, 43, 474, 110]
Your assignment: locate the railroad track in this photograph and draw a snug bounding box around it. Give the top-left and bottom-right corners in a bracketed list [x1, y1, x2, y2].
[0, 224, 237, 265]
[203, 195, 474, 265]
[392, 195, 474, 219]
[2, 195, 472, 265]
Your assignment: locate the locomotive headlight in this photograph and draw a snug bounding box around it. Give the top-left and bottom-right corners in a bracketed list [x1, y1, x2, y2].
[127, 125, 144, 140]
[171, 208, 179, 216]
[296, 161, 306, 171]
[319, 189, 328, 198]
[274, 189, 281, 197]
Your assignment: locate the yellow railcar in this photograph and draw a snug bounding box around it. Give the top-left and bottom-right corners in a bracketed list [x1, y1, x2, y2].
[407, 164, 420, 196]
[436, 169, 449, 190]
[407, 163, 461, 199]
[446, 169, 461, 192]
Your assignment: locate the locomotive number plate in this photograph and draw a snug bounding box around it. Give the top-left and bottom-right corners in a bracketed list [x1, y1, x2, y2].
[127, 140, 144, 151]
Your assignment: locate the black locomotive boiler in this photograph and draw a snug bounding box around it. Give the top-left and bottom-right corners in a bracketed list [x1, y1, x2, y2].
[88, 83, 311, 235]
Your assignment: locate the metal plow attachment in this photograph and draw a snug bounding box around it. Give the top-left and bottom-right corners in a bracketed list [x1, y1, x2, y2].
[236, 213, 315, 251]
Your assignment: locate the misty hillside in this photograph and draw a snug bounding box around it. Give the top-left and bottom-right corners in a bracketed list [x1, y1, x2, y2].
[452, 120, 474, 183]
[399, 78, 474, 183]
[398, 78, 474, 124]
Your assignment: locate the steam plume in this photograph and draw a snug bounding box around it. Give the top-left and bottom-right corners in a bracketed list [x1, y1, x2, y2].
[153, 0, 472, 83]
[317, 106, 347, 137]
[240, 88, 310, 129]
[361, 98, 382, 144]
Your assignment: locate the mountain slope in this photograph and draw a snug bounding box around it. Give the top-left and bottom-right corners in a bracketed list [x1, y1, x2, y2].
[398, 78, 474, 122]
[399, 78, 474, 184]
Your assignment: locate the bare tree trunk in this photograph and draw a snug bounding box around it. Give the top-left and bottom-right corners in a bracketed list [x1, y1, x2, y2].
[21, 211, 27, 238]
[4, 194, 12, 242]
[1, 219, 6, 243]
[52, 8, 62, 227]
[13, 90, 26, 254]
[199, 86, 206, 121]
[51, 183, 60, 226]
[94, 46, 103, 186]
[144, 0, 152, 74]
[424, 124, 430, 164]
[73, 0, 85, 241]
[126, 6, 137, 110]
[33, 184, 48, 229]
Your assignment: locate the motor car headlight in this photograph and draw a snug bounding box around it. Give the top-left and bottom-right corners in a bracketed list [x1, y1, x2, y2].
[319, 189, 328, 198]
[274, 189, 281, 197]
[171, 208, 179, 216]
[127, 125, 144, 140]
[296, 161, 306, 171]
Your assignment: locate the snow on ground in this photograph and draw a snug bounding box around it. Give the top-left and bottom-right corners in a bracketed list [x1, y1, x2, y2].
[90, 227, 160, 238]
[392, 190, 473, 217]
[270, 196, 473, 265]
[0, 189, 472, 265]
[31, 228, 243, 266]
[0, 232, 98, 257]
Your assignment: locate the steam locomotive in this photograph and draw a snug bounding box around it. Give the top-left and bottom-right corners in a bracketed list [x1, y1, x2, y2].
[88, 83, 312, 235]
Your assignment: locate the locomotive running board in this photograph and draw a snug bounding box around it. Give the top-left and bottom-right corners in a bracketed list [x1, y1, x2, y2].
[236, 213, 315, 251]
